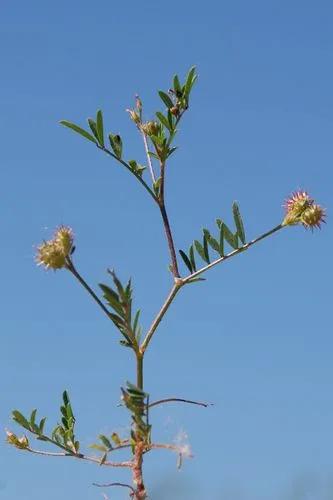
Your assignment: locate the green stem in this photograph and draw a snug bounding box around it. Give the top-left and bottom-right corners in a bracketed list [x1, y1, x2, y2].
[136, 352, 144, 390]
[158, 161, 180, 278]
[66, 259, 111, 321]
[99, 146, 158, 202]
[159, 202, 180, 278]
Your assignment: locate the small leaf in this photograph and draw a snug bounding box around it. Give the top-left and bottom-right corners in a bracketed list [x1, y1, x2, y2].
[173, 74, 182, 95]
[87, 118, 99, 140]
[60, 121, 97, 144]
[132, 310, 140, 335]
[100, 452, 107, 465]
[222, 223, 238, 249]
[219, 223, 224, 256]
[203, 233, 210, 263]
[203, 229, 221, 255]
[167, 110, 174, 129]
[63, 391, 69, 406]
[184, 66, 197, 97]
[148, 151, 159, 160]
[99, 283, 123, 316]
[156, 112, 172, 131]
[153, 177, 162, 197]
[166, 146, 177, 158]
[39, 417, 47, 435]
[30, 409, 37, 428]
[194, 240, 209, 263]
[99, 435, 112, 450]
[232, 202, 246, 244]
[158, 91, 173, 108]
[111, 432, 121, 446]
[119, 339, 133, 348]
[128, 160, 146, 177]
[12, 411, 30, 430]
[189, 244, 196, 271]
[216, 218, 222, 229]
[109, 134, 122, 159]
[179, 250, 193, 273]
[96, 110, 104, 147]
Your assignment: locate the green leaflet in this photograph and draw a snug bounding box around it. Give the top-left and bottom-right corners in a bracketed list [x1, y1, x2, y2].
[158, 90, 173, 108]
[109, 134, 122, 159]
[203, 228, 221, 255]
[96, 110, 104, 147]
[222, 223, 238, 249]
[87, 118, 99, 142]
[219, 223, 225, 256]
[232, 202, 246, 244]
[98, 434, 113, 450]
[189, 244, 196, 271]
[156, 112, 173, 132]
[12, 410, 30, 430]
[179, 249, 193, 273]
[194, 240, 209, 263]
[173, 74, 182, 95]
[203, 233, 210, 262]
[60, 120, 97, 144]
[184, 66, 197, 98]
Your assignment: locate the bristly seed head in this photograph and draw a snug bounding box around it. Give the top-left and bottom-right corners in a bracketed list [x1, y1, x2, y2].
[282, 190, 326, 229]
[36, 226, 74, 270]
[301, 204, 326, 229]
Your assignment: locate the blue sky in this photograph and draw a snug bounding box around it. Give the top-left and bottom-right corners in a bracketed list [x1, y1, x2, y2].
[1, 1, 332, 499]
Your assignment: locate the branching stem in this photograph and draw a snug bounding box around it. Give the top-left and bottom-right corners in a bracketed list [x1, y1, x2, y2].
[140, 283, 182, 353]
[26, 447, 132, 468]
[141, 224, 284, 352]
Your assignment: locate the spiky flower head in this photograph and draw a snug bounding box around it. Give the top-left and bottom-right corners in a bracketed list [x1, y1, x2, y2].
[282, 191, 326, 229]
[6, 430, 29, 449]
[54, 225, 74, 255]
[126, 108, 140, 125]
[126, 95, 143, 126]
[36, 226, 74, 270]
[141, 120, 160, 137]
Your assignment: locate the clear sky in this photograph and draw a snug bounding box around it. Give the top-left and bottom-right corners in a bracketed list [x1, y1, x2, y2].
[1, 1, 332, 499]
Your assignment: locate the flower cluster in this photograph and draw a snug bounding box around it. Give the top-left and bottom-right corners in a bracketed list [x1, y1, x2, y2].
[6, 430, 29, 450]
[36, 226, 74, 270]
[282, 191, 325, 229]
[126, 95, 143, 126]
